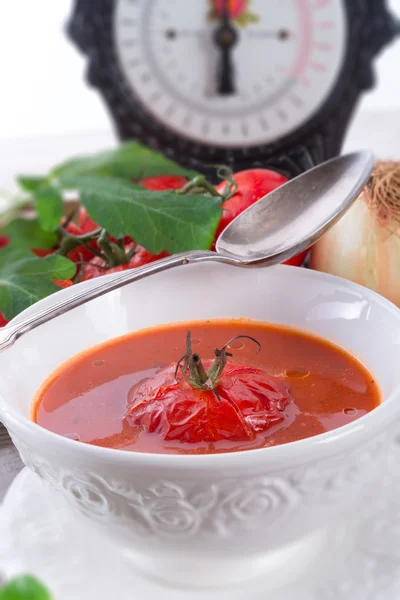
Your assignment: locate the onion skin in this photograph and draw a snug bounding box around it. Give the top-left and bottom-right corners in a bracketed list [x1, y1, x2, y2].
[310, 192, 400, 307]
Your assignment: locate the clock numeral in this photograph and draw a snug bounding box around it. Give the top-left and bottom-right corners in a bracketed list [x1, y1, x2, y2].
[318, 21, 334, 29]
[258, 117, 269, 132]
[122, 39, 136, 48]
[310, 62, 326, 72]
[314, 42, 333, 51]
[313, 0, 332, 8]
[241, 122, 249, 137]
[277, 109, 287, 122]
[183, 114, 192, 128]
[150, 91, 162, 104]
[290, 95, 303, 107]
[120, 19, 137, 26]
[202, 121, 210, 136]
[128, 58, 141, 68]
[165, 105, 177, 118]
[140, 72, 151, 84]
[300, 76, 311, 87]
[222, 123, 231, 136]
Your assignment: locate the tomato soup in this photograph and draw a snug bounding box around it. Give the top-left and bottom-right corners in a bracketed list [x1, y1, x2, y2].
[33, 320, 381, 454]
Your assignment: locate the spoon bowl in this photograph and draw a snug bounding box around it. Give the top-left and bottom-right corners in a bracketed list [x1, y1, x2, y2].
[216, 151, 374, 265]
[0, 151, 374, 352]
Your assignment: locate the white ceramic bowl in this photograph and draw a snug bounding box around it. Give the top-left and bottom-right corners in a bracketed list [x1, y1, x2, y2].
[1, 264, 400, 588]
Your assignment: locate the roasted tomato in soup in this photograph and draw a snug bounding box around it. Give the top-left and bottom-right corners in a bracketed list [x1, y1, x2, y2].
[33, 320, 381, 455]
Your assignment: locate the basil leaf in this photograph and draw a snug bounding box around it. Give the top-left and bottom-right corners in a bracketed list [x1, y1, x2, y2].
[0, 244, 76, 320]
[34, 186, 63, 232]
[16, 176, 47, 193]
[53, 141, 198, 181]
[65, 176, 221, 254]
[2, 219, 57, 249]
[0, 575, 52, 600]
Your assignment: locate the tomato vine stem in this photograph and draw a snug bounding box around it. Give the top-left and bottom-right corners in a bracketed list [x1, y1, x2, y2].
[175, 330, 261, 401]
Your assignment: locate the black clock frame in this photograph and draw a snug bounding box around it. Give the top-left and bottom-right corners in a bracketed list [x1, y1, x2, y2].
[67, 0, 398, 177]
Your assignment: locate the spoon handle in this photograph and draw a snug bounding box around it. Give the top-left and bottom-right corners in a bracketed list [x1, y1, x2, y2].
[0, 250, 226, 354]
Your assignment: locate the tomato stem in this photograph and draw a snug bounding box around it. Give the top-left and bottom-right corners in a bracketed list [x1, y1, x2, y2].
[62, 209, 78, 229]
[57, 225, 103, 258]
[126, 242, 138, 261]
[97, 229, 128, 267]
[175, 331, 261, 400]
[215, 165, 239, 200]
[177, 175, 224, 199]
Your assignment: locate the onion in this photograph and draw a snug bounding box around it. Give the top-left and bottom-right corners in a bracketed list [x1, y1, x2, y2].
[310, 162, 400, 307]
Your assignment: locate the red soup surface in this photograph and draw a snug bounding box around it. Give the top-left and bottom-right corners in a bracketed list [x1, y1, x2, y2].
[33, 320, 381, 454]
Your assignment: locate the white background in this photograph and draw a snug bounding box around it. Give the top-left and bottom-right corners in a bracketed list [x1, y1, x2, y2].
[0, 0, 399, 190]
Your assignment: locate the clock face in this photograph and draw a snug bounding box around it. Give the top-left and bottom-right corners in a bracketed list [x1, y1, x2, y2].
[114, 0, 347, 149]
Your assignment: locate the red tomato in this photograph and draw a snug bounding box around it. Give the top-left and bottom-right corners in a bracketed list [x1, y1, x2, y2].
[284, 249, 308, 267]
[0, 313, 8, 327]
[125, 360, 293, 443]
[0, 235, 9, 249]
[32, 248, 53, 257]
[140, 175, 187, 191]
[214, 169, 307, 265]
[214, 169, 287, 242]
[79, 208, 99, 235]
[52, 279, 73, 289]
[81, 241, 168, 281]
[60, 222, 93, 264]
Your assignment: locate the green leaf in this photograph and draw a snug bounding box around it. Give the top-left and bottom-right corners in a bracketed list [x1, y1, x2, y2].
[34, 186, 63, 232]
[0, 244, 76, 320]
[16, 176, 47, 193]
[2, 219, 57, 249]
[0, 575, 52, 600]
[53, 141, 198, 181]
[65, 176, 221, 254]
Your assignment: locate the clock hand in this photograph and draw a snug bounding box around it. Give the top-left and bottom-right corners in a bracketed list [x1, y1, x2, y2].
[162, 28, 290, 41]
[214, 0, 238, 96]
[218, 44, 235, 95]
[245, 29, 291, 40]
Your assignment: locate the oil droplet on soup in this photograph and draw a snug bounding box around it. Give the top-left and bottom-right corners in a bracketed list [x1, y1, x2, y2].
[285, 368, 310, 379]
[63, 432, 81, 441]
[32, 320, 381, 455]
[93, 359, 106, 367]
[343, 407, 358, 416]
[227, 338, 246, 350]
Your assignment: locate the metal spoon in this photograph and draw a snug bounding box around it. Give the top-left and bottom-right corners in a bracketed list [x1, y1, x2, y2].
[0, 151, 374, 353]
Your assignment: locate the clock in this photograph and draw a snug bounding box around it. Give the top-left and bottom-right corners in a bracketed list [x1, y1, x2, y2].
[67, 0, 398, 176]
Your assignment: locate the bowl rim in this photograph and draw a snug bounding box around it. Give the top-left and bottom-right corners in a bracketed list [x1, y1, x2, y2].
[1, 264, 399, 468]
